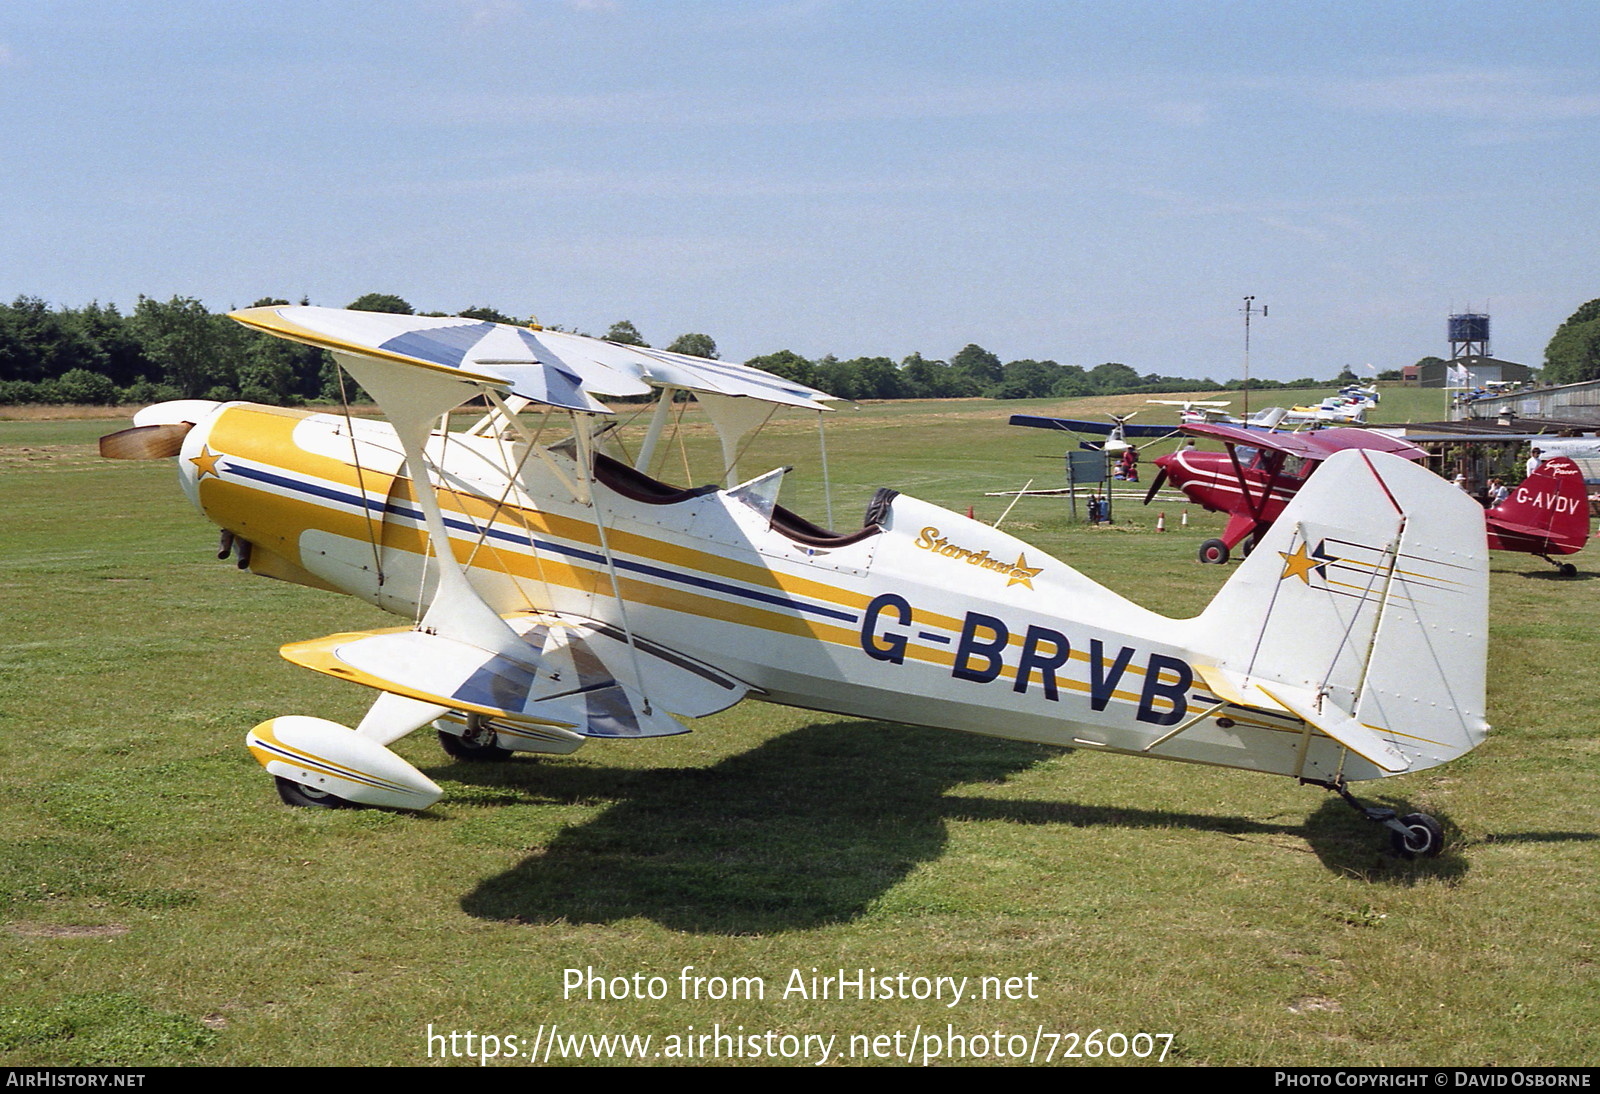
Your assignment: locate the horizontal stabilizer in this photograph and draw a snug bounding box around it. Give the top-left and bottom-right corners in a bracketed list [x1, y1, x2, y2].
[281, 612, 752, 738]
[1193, 665, 1410, 772]
[1258, 685, 1412, 773]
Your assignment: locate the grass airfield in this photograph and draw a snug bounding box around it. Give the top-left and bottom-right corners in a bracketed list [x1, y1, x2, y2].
[0, 390, 1595, 1067]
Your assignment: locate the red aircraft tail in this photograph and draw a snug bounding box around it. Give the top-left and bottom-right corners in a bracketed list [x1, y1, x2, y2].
[1486, 457, 1591, 558]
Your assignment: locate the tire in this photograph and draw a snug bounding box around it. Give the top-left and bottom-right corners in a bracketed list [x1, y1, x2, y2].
[437, 727, 513, 762]
[1559, 563, 1577, 577]
[1390, 813, 1444, 858]
[274, 775, 354, 809]
[1198, 538, 1230, 565]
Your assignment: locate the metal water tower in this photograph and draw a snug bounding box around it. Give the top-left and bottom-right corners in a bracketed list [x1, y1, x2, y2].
[1449, 312, 1490, 360]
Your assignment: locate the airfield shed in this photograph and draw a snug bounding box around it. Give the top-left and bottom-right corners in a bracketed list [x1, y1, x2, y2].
[1450, 377, 1600, 428]
[1416, 355, 1535, 388]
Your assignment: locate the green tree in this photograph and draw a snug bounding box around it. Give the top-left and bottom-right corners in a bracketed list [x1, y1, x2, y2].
[812, 355, 863, 401]
[1087, 362, 1141, 393]
[347, 293, 414, 314]
[605, 320, 648, 347]
[993, 359, 1065, 399]
[1050, 368, 1091, 398]
[899, 353, 981, 398]
[0, 296, 97, 383]
[745, 350, 816, 389]
[844, 356, 905, 400]
[950, 343, 1002, 390]
[666, 333, 718, 359]
[130, 296, 236, 399]
[54, 367, 118, 405]
[458, 306, 517, 324]
[1544, 298, 1600, 385]
[68, 301, 150, 386]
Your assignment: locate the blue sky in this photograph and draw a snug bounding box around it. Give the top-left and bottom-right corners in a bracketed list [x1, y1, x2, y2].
[3, 1, 1598, 381]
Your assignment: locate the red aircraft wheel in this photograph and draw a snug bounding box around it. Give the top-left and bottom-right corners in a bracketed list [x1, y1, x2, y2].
[1198, 539, 1230, 565]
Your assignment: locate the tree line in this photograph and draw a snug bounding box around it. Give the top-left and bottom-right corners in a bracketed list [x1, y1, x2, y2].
[0, 290, 1381, 408]
[1544, 297, 1600, 386]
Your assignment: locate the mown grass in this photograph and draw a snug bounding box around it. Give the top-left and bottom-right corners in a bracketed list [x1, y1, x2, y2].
[0, 396, 1594, 1067]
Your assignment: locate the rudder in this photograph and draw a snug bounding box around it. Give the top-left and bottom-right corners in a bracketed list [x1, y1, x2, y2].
[1182, 449, 1489, 781]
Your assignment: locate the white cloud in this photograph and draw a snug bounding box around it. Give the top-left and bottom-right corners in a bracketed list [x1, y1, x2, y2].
[1325, 68, 1600, 123]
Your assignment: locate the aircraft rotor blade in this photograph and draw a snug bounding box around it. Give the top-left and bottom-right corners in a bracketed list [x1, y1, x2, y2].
[99, 422, 193, 460]
[1142, 467, 1168, 505]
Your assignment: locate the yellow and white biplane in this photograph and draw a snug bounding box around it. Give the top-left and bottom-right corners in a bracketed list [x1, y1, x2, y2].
[102, 306, 1490, 857]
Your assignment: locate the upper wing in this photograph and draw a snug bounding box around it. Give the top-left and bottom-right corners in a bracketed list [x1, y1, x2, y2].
[1009, 414, 1178, 438]
[1180, 421, 1426, 461]
[230, 305, 836, 413]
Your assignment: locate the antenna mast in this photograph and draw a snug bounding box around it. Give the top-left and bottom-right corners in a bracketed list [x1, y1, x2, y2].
[1242, 296, 1267, 419]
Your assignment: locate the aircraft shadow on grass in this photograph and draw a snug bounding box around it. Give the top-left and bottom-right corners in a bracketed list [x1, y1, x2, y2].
[453, 721, 1480, 933]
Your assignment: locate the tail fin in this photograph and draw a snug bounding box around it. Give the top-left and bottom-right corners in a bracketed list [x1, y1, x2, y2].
[1185, 449, 1488, 781]
[1487, 457, 1590, 556]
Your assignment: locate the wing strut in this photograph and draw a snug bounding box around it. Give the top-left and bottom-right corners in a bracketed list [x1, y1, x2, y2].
[574, 412, 654, 716]
[331, 351, 532, 662]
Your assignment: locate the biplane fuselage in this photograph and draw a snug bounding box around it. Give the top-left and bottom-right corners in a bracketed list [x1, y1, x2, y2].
[101, 306, 1493, 856]
[179, 400, 1367, 779]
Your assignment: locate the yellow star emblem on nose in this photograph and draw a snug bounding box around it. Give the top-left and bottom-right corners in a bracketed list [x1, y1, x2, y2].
[190, 445, 224, 480]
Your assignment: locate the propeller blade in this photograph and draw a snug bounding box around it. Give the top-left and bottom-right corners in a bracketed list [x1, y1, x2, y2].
[1143, 467, 1168, 505]
[99, 422, 193, 460]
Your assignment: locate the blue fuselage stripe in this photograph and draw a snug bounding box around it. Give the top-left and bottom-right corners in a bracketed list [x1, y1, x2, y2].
[225, 463, 859, 624]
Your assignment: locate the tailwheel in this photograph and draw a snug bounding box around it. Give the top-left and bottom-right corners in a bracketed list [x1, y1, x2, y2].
[1198, 538, 1230, 565]
[1541, 554, 1579, 577]
[1390, 813, 1445, 859]
[274, 776, 355, 809]
[1307, 778, 1448, 858]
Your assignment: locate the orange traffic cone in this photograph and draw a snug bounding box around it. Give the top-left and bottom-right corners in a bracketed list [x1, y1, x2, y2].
[966, 505, 974, 520]
[1156, 511, 1166, 533]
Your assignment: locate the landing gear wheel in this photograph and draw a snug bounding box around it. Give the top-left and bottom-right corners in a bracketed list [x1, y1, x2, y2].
[274, 776, 354, 809]
[1559, 562, 1577, 577]
[1390, 813, 1444, 859]
[1240, 532, 1261, 559]
[1198, 538, 1230, 565]
[437, 726, 513, 763]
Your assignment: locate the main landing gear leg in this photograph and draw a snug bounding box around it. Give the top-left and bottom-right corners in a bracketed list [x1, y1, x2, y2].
[1302, 778, 1445, 858]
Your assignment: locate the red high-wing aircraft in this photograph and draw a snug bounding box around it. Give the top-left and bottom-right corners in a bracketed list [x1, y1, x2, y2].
[1145, 423, 1429, 564]
[1149, 423, 1591, 573]
[1483, 457, 1591, 576]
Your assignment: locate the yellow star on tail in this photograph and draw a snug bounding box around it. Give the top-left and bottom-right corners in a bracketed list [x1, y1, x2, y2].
[1278, 541, 1334, 584]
